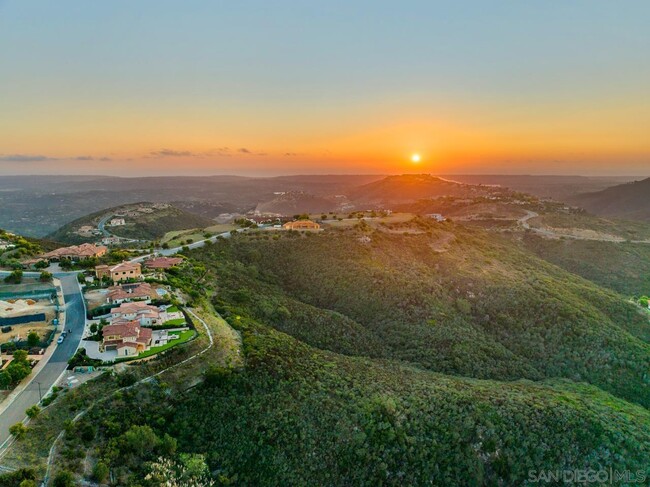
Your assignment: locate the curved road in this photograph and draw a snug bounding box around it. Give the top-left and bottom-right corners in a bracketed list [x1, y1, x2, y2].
[0, 272, 85, 449]
[130, 225, 265, 263]
[0, 224, 260, 449]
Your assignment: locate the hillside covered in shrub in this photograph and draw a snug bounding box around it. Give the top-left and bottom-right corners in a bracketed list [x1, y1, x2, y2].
[11, 218, 650, 485]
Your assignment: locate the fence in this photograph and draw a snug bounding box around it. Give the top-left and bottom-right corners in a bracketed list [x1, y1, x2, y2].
[0, 313, 46, 326]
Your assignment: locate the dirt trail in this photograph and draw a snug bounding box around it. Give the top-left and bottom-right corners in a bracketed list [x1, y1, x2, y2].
[518, 211, 650, 244]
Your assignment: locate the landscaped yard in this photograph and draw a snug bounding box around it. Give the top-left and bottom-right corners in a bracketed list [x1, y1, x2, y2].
[117, 330, 195, 361]
[163, 318, 186, 326]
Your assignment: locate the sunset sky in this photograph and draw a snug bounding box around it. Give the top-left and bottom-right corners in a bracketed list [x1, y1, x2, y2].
[1, 1, 648, 176]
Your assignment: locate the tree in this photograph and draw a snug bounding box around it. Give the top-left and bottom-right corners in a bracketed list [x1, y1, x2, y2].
[3, 269, 23, 284]
[122, 425, 160, 457]
[639, 296, 649, 308]
[159, 433, 178, 456]
[13, 349, 28, 363]
[89, 323, 98, 334]
[9, 422, 27, 440]
[39, 271, 53, 282]
[27, 331, 40, 348]
[19, 480, 37, 487]
[25, 405, 40, 419]
[0, 370, 11, 389]
[92, 462, 109, 483]
[7, 362, 30, 383]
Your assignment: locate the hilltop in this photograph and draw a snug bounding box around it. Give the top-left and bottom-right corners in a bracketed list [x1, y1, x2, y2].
[347, 174, 500, 206]
[47, 202, 214, 244]
[569, 177, 650, 221]
[254, 191, 340, 215]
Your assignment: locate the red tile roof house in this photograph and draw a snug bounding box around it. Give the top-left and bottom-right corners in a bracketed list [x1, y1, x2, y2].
[101, 320, 152, 357]
[106, 282, 157, 304]
[144, 256, 184, 270]
[110, 301, 162, 326]
[95, 261, 142, 284]
[41, 243, 107, 261]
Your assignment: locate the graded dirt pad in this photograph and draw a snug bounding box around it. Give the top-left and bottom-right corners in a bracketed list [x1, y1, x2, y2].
[0, 295, 57, 344]
[0, 298, 54, 318]
[0, 320, 55, 345]
[84, 289, 108, 311]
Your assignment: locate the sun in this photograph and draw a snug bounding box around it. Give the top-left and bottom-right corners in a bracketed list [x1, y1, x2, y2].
[411, 153, 421, 163]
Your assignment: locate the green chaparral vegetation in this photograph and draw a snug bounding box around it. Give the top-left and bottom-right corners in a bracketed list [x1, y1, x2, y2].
[0, 228, 58, 270]
[521, 233, 650, 297]
[4, 217, 650, 485]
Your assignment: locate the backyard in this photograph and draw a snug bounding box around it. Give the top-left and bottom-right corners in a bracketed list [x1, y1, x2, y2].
[118, 329, 195, 361]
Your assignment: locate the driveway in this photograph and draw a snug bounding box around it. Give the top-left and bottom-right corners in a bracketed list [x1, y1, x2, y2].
[81, 339, 116, 361]
[0, 272, 86, 448]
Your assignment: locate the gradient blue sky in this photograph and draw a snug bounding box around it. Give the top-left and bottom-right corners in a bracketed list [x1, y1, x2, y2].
[1, 1, 648, 175]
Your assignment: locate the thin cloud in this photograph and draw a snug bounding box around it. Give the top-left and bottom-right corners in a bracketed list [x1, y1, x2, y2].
[0, 154, 55, 162]
[205, 147, 232, 157]
[238, 148, 252, 154]
[149, 149, 196, 157]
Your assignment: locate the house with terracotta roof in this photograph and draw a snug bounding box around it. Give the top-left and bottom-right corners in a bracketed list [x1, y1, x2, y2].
[110, 301, 161, 326]
[144, 256, 184, 270]
[282, 220, 321, 231]
[95, 261, 142, 283]
[106, 282, 157, 304]
[101, 320, 152, 357]
[41, 243, 107, 261]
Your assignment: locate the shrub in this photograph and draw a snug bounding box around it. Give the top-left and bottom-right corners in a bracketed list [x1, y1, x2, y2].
[52, 471, 75, 487]
[3, 270, 22, 284]
[25, 405, 40, 419]
[9, 422, 27, 440]
[92, 462, 109, 483]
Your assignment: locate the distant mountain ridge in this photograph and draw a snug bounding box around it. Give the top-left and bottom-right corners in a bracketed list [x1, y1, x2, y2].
[570, 177, 650, 221]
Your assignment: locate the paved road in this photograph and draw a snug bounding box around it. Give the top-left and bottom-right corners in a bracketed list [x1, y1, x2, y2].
[130, 226, 263, 263]
[0, 272, 85, 447]
[98, 213, 139, 243]
[97, 214, 112, 237]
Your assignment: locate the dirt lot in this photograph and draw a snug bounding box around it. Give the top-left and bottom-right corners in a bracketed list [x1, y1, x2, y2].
[84, 288, 109, 311]
[0, 298, 56, 345]
[0, 321, 55, 345]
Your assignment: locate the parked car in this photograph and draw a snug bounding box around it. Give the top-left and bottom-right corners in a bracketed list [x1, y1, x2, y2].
[57, 335, 65, 344]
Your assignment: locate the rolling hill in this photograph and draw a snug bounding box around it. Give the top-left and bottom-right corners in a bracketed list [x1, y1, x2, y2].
[47, 202, 214, 244]
[570, 177, 650, 221]
[347, 174, 501, 206]
[254, 191, 340, 215]
[8, 218, 650, 485]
